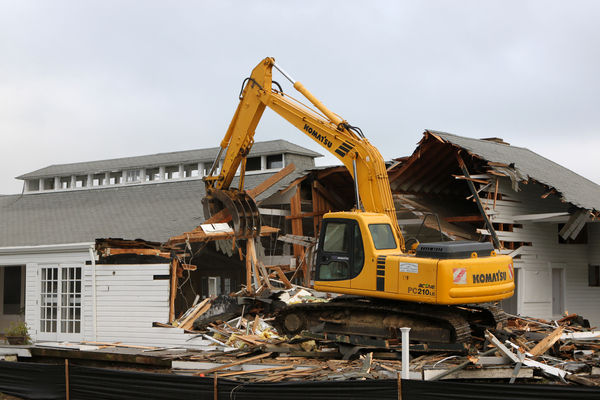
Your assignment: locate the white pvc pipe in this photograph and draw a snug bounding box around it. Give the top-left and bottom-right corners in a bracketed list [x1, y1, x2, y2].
[88, 245, 97, 342]
[400, 327, 411, 379]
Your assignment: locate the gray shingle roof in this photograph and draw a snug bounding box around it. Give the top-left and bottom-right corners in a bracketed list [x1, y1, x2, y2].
[0, 169, 307, 247]
[428, 130, 600, 212]
[17, 139, 322, 180]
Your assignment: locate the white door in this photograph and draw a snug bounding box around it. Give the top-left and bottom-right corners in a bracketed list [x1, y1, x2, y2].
[551, 264, 566, 318]
[38, 265, 82, 341]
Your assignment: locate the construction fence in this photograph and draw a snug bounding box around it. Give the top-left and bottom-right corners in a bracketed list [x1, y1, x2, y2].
[1, 361, 600, 400]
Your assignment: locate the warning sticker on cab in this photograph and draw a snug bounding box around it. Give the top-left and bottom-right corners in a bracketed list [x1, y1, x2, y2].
[400, 262, 418, 273]
[453, 268, 467, 285]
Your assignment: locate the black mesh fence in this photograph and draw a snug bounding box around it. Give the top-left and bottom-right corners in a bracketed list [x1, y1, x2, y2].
[1, 361, 600, 400]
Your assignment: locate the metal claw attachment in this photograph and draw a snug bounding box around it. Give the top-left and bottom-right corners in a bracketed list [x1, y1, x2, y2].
[202, 188, 261, 238]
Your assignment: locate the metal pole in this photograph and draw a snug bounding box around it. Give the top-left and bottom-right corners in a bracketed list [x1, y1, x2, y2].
[353, 159, 361, 210]
[273, 63, 296, 84]
[400, 327, 411, 379]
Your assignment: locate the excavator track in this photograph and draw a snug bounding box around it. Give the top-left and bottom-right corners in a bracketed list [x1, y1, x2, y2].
[459, 302, 508, 330]
[274, 297, 473, 344]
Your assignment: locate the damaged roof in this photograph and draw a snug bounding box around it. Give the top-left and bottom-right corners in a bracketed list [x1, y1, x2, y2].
[0, 168, 307, 247]
[407, 130, 600, 213]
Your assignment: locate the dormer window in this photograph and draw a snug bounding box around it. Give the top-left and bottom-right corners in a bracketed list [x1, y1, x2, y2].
[246, 157, 262, 171]
[18, 141, 311, 193]
[267, 154, 283, 169]
[125, 169, 142, 183]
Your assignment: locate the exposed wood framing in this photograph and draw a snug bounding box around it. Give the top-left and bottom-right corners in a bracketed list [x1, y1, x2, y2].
[285, 210, 327, 221]
[387, 137, 439, 183]
[456, 152, 501, 249]
[313, 180, 345, 210]
[289, 184, 307, 286]
[169, 226, 279, 246]
[311, 182, 324, 235]
[169, 259, 178, 322]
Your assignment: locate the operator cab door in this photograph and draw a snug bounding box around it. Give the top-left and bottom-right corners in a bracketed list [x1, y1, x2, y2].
[315, 219, 365, 289]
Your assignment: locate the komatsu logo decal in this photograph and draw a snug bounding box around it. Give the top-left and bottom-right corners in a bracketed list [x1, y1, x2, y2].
[303, 124, 332, 148]
[473, 270, 508, 284]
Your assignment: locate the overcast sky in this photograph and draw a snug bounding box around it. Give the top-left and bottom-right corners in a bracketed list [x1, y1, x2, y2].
[1, 0, 600, 194]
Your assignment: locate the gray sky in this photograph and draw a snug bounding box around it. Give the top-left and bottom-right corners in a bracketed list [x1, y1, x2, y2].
[2, 0, 600, 195]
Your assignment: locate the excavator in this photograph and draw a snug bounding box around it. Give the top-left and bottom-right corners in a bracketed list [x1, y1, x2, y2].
[202, 57, 514, 343]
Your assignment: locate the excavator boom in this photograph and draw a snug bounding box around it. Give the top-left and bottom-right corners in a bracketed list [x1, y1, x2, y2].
[203, 57, 404, 248]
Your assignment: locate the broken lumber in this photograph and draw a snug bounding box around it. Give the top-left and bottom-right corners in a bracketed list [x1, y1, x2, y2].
[529, 325, 564, 357]
[194, 352, 273, 376]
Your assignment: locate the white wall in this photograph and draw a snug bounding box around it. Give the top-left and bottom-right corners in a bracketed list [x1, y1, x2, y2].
[87, 263, 216, 349]
[0, 243, 93, 342]
[484, 179, 600, 327]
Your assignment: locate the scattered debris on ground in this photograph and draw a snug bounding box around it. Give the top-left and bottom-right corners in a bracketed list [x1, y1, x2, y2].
[142, 285, 600, 386]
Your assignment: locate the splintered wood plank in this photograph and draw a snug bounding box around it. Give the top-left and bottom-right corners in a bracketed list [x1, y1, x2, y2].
[246, 163, 296, 198]
[169, 260, 178, 322]
[194, 352, 273, 376]
[179, 298, 212, 330]
[529, 325, 564, 357]
[218, 365, 294, 377]
[273, 266, 293, 289]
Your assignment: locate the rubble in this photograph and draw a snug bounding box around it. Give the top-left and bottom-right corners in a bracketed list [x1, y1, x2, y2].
[162, 286, 600, 386]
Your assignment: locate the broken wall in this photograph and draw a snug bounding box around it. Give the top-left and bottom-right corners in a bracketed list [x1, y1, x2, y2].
[484, 178, 600, 327]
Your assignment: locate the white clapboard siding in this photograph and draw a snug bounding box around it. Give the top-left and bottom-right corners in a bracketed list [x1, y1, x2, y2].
[84, 263, 221, 349]
[25, 263, 38, 341]
[484, 178, 600, 327]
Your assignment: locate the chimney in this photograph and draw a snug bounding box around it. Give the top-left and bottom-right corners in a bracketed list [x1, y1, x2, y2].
[481, 137, 509, 145]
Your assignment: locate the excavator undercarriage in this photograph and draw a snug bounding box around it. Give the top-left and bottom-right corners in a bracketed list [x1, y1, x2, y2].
[273, 296, 507, 344]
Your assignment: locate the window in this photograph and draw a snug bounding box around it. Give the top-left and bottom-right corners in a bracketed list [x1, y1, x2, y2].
[60, 177, 70, 189]
[40, 266, 82, 334]
[353, 224, 365, 276]
[27, 179, 40, 192]
[224, 278, 236, 294]
[92, 173, 105, 186]
[43, 178, 55, 190]
[109, 172, 121, 185]
[369, 224, 397, 250]
[246, 157, 262, 171]
[125, 169, 142, 183]
[75, 175, 87, 188]
[267, 154, 283, 169]
[589, 265, 599, 287]
[183, 164, 199, 178]
[323, 222, 349, 253]
[145, 168, 160, 181]
[165, 166, 179, 179]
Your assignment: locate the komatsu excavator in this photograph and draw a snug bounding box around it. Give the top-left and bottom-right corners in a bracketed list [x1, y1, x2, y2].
[203, 57, 514, 343]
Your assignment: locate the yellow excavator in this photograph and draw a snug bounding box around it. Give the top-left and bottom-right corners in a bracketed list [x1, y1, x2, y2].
[203, 57, 514, 343]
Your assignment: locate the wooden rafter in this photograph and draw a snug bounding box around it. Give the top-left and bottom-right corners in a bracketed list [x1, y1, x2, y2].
[456, 152, 501, 249]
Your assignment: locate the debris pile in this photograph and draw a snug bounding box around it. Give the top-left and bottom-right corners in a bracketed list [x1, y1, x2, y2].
[165, 290, 600, 386]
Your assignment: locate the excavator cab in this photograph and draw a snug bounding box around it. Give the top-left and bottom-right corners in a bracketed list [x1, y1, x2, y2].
[316, 218, 366, 283]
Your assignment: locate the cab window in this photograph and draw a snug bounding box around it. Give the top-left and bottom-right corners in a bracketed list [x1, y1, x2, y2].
[323, 222, 348, 253]
[368, 223, 397, 250]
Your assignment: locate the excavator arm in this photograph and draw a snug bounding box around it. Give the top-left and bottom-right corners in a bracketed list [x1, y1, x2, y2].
[203, 57, 404, 249]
